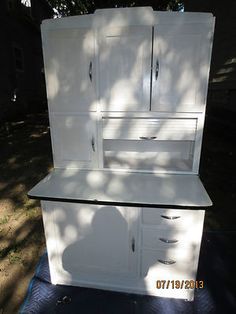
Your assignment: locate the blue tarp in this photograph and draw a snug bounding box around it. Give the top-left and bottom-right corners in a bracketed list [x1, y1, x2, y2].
[19, 232, 236, 314]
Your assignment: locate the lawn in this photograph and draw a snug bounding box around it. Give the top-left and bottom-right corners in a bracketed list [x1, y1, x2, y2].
[0, 110, 235, 313]
[0, 113, 52, 313]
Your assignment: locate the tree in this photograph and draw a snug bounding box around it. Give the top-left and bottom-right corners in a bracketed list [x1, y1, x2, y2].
[47, 0, 184, 17]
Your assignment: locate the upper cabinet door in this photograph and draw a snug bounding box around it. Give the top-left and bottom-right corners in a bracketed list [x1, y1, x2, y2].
[98, 26, 152, 111]
[43, 28, 97, 112]
[151, 23, 213, 112]
[50, 113, 98, 168]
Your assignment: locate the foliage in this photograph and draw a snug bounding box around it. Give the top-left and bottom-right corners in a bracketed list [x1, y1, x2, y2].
[47, 0, 184, 17]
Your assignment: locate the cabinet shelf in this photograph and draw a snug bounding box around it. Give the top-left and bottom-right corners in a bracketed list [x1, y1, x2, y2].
[103, 140, 194, 172]
[102, 117, 196, 172]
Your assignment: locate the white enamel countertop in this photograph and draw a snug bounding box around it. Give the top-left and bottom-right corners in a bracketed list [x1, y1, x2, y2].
[28, 169, 212, 208]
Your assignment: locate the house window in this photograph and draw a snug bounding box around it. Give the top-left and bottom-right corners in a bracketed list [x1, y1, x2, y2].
[13, 45, 24, 72]
[20, 0, 31, 16]
[21, 0, 31, 7]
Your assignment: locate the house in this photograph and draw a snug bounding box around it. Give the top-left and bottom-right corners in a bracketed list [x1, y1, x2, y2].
[0, 0, 53, 121]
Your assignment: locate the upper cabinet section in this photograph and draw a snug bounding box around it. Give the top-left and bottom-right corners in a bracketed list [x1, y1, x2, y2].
[97, 26, 152, 112]
[41, 8, 215, 114]
[42, 26, 97, 112]
[151, 21, 214, 112]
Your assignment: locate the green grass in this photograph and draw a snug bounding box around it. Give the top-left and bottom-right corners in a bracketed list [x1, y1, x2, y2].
[0, 216, 10, 225]
[8, 250, 22, 264]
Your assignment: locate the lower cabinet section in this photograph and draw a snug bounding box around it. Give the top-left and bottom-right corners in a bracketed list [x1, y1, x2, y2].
[41, 201, 205, 301]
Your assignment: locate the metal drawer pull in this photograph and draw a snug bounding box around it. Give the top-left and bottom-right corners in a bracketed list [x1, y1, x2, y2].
[155, 60, 159, 80]
[131, 238, 135, 252]
[139, 136, 157, 140]
[159, 238, 179, 244]
[91, 136, 95, 152]
[161, 215, 181, 220]
[89, 61, 92, 82]
[158, 259, 176, 265]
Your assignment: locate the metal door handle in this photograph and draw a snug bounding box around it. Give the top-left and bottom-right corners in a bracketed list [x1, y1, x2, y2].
[155, 60, 159, 80]
[159, 238, 179, 244]
[158, 259, 176, 265]
[131, 238, 135, 252]
[139, 136, 157, 140]
[161, 215, 181, 220]
[89, 61, 92, 82]
[91, 136, 95, 152]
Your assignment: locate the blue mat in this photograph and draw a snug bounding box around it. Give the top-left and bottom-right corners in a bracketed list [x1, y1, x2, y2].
[20, 232, 236, 314]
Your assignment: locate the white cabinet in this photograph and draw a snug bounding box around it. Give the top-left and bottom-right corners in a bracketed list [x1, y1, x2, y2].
[42, 28, 97, 112]
[31, 8, 215, 302]
[50, 113, 98, 168]
[98, 26, 152, 111]
[151, 22, 213, 112]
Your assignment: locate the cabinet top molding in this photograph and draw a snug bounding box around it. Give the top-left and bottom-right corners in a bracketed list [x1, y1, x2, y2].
[41, 7, 214, 30]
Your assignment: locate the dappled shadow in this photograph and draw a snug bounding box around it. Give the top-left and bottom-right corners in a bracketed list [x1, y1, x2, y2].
[62, 206, 130, 276]
[0, 215, 45, 313]
[0, 113, 52, 210]
[0, 113, 52, 312]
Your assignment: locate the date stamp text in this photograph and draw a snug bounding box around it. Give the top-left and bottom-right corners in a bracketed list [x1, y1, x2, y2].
[156, 280, 204, 289]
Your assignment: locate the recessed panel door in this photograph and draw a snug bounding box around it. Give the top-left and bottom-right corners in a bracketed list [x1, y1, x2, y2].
[98, 26, 152, 111]
[50, 113, 98, 168]
[43, 28, 97, 112]
[42, 202, 140, 284]
[151, 23, 213, 112]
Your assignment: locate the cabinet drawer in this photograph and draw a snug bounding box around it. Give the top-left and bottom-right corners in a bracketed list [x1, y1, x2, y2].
[103, 118, 197, 141]
[141, 249, 196, 278]
[142, 208, 204, 230]
[142, 227, 192, 250]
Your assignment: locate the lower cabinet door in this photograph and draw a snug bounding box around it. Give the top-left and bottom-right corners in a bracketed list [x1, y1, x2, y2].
[41, 201, 139, 286]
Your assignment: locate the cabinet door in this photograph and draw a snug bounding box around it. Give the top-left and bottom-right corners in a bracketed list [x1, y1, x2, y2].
[42, 28, 97, 112]
[151, 23, 213, 112]
[42, 202, 139, 285]
[98, 26, 152, 111]
[50, 113, 98, 168]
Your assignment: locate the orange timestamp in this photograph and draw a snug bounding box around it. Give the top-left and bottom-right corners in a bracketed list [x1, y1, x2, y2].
[156, 280, 204, 289]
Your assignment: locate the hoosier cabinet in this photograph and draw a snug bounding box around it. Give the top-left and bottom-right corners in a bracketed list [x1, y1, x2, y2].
[29, 7, 215, 301]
